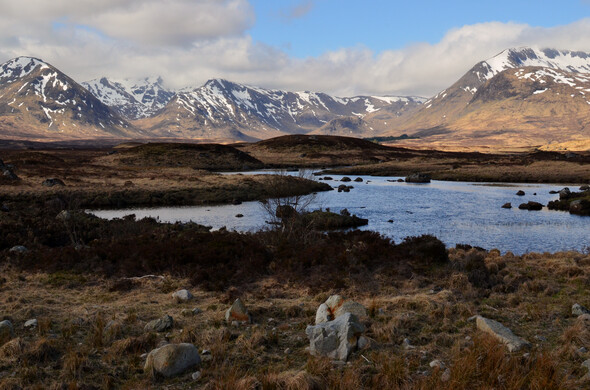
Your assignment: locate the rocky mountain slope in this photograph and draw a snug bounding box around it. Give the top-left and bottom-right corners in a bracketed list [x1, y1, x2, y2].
[82, 77, 174, 120]
[378, 47, 590, 149]
[134, 79, 425, 141]
[0, 57, 142, 141]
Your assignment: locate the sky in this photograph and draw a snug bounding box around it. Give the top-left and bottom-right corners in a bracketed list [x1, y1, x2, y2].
[1, 0, 590, 97]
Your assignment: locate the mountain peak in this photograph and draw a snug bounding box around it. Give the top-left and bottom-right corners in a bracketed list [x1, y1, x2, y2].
[0, 56, 51, 81]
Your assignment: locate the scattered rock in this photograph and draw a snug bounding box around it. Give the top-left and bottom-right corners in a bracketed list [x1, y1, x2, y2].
[172, 289, 193, 303]
[144, 343, 201, 377]
[501, 203, 512, 209]
[573, 303, 590, 316]
[387, 219, 394, 223]
[8, 246, 27, 253]
[340, 177, 352, 182]
[0, 320, 14, 340]
[559, 187, 571, 200]
[516, 190, 525, 196]
[24, 319, 38, 329]
[323, 177, 333, 181]
[0, 159, 18, 180]
[306, 312, 365, 361]
[144, 315, 174, 332]
[578, 347, 588, 354]
[581, 185, 590, 191]
[42, 178, 65, 187]
[397, 179, 404, 182]
[225, 298, 251, 323]
[429, 360, 445, 369]
[441, 368, 451, 382]
[337, 184, 353, 193]
[357, 336, 371, 350]
[518, 201, 543, 211]
[235, 214, 244, 218]
[405, 173, 431, 183]
[191, 371, 202, 380]
[475, 316, 531, 352]
[354, 177, 363, 182]
[402, 338, 415, 350]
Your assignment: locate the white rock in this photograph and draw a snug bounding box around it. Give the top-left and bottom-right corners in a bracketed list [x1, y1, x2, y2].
[475, 316, 531, 352]
[573, 303, 590, 316]
[24, 319, 37, 329]
[305, 312, 365, 361]
[172, 289, 193, 303]
[315, 303, 331, 325]
[191, 371, 201, 380]
[144, 343, 201, 377]
[429, 359, 445, 369]
[225, 298, 250, 323]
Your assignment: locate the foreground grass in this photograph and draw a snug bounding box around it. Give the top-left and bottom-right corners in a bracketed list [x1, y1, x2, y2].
[0, 201, 589, 388]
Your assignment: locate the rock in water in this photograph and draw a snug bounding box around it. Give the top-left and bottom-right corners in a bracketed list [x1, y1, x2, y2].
[144, 315, 173, 332]
[475, 316, 530, 352]
[405, 173, 431, 183]
[306, 312, 365, 361]
[518, 201, 543, 211]
[225, 298, 251, 323]
[144, 343, 201, 377]
[516, 190, 525, 196]
[501, 203, 512, 209]
[171, 289, 193, 303]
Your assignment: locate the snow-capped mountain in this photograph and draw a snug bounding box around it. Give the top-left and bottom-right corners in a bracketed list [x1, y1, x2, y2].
[82, 77, 174, 120]
[0, 57, 143, 140]
[137, 78, 425, 140]
[379, 47, 590, 149]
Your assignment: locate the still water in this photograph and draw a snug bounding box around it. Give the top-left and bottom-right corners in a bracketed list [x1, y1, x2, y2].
[91, 172, 589, 255]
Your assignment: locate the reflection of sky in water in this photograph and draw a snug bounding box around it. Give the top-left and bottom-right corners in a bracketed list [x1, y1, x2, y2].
[92, 173, 589, 255]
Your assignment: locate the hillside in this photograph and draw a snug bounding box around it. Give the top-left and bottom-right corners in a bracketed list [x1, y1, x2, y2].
[379, 47, 590, 150]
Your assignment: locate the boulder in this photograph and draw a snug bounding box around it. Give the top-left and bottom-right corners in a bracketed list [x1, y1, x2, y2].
[354, 177, 363, 182]
[305, 312, 365, 361]
[172, 289, 193, 303]
[340, 177, 352, 182]
[405, 173, 431, 183]
[8, 245, 27, 253]
[315, 295, 366, 325]
[570, 199, 590, 216]
[225, 298, 250, 323]
[518, 201, 543, 211]
[0, 320, 14, 340]
[144, 315, 173, 332]
[559, 187, 571, 200]
[581, 185, 590, 191]
[475, 316, 530, 352]
[501, 203, 512, 209]
[42, 178, 66, 187]
[573, 303, 590, 316]
[144, 343, 201, 377]
[516, 190, 525, 196]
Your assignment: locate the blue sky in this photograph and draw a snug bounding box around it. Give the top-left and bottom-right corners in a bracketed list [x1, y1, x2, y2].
[1, 1, 590, 96]
[249, 0, 590, 58]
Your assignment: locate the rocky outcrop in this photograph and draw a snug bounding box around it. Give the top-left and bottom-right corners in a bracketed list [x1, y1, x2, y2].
[306, 312, 365, 361]
[144, 343, 201, 377]
[518, 201, 543, 210]
[405, 173, 431, 183]
[475, 316, 530, 352]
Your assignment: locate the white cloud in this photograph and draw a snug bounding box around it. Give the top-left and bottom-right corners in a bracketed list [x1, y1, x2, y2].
[0, 2, 589, 98]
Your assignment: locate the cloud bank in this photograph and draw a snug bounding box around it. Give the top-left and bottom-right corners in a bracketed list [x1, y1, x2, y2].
[1, 1, 590, 98]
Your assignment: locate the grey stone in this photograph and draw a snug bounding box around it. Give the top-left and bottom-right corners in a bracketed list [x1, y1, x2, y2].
[315, 303, 331, 325]
[572, 303, 590, 316]
[305, 312, 365, 361]
[192, 371, 201, 380]
[24, 319, 38, 329]
[402, 338, 415, 350]
[225, 298, 250, 323]
[144, 315, 173, 332]
[171, 289, 193, 303]
[8, 246, 27, 253]
[429, 359, 445, 369]
[357, 335, 370, 350]
[334, 301, 367, 320]
[441, 368, 451, 382]
[475, 316, 531, 352]
[144, 343, 200, 377]
[559, 187, 571, 199]
[0, 320, 14, 339]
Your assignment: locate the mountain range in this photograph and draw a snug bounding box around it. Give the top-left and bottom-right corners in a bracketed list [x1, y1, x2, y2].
[0, 47, 589, 150]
